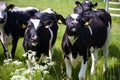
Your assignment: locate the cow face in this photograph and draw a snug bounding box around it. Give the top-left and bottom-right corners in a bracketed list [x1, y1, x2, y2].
[65, 13, 83, 36]
[26, 19, 40, 46]
[0, 2, 14, 24]
[82, 1, 97, 11]
[0, 2, 7, 24]
[74, 1, 97, 14]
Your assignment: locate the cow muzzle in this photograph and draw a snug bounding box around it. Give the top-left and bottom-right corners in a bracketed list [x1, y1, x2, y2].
[31, 35, 38, 46]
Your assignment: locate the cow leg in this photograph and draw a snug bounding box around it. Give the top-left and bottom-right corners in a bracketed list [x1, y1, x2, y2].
[102, 24, 110, 72]
[102, 44, 109, 72]
[49, 46, 54, 62]
[90, 49, 98, 75]
[0, 39, 10, 59]
[78, 57, 87, 80]
[0, 30, 10, 60]
[11, 38, 18, 59]
[65, 57, 72, 80]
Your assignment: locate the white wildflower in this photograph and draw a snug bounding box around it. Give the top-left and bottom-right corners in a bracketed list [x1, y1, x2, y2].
[11, 60, 23, 65]
[10, 75, 28, 80]
[4, 59, 12, 64]
[47, 61, 55, 66]
[22, 69, 34, 75]
[43, 70, 49, 74]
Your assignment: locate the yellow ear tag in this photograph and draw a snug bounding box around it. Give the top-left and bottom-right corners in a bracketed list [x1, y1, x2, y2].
[22, 24, 26, 28]
[84, 22, 89, 27]
[58, 20, 62, 24]
[45, 25, 50, 28]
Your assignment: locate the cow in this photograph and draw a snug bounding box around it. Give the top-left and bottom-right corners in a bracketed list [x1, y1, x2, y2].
[0, 1, 39, 62]
[0, 2, 15, 61]
[61, 12, 111, 79]
[73, 0, 112, 75]
[23, 8, 64, 65]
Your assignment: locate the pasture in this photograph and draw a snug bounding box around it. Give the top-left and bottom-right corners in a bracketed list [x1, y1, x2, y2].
[0, 0, 120, 80]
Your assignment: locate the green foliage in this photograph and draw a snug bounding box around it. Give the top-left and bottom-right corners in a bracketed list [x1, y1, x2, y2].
[0, 0, 120, 80]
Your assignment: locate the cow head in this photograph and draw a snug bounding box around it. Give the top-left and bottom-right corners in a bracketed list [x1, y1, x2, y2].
[64, 13, 85, 36]
[26, 18, 40, 46]
[34, 8, 65, 27]
[82, 1, 97, 11]
[74, 1, 97, 14]
[0, 2, 14, 24]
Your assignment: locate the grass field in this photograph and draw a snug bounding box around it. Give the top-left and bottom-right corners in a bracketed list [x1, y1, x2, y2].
[0, 0, 120, 80]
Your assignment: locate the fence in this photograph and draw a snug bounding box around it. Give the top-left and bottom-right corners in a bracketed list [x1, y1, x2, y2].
[109, 1, 120, 17]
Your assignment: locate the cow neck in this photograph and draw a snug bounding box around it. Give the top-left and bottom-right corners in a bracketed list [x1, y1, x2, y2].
[67, 33, 78, 45]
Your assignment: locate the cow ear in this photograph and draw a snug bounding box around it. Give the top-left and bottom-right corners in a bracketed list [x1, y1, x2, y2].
[56, 14, 66, 25]
[75, 1, 82, 7]
[82, 16, 93, 26]
[43, 20, 53, 28]
[7, 4, 14, 11]
[94, 3, 98, 7]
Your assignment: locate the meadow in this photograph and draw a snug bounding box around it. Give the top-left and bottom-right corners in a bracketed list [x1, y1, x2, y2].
[0, 0, 120, 80]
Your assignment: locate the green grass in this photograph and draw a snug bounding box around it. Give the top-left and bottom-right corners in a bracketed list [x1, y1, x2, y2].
[0, 0, 120, 80]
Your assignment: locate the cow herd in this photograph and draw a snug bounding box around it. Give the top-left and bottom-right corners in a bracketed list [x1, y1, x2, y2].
[0, 1, 111, 80]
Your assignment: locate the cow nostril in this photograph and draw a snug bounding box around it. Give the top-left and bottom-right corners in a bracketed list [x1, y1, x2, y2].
[31, 35, 38, 41]
[71, 22, 78, 26]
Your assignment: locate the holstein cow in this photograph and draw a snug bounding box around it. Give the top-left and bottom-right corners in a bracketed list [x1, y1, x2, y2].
[23, 8, 64, 65]
[0, 2, 14, 61]
[0, 1, 38, 61]
[61, 12, 111, 80]
[74, 0, 112, 75]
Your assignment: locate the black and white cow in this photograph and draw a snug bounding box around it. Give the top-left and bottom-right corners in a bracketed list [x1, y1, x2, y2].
[0, 1, 38, 61]
[74, 1, 112, 75]
[23, 8, 64, 64]
[61, 12, 111, 79]
[0, 2, 14, 61]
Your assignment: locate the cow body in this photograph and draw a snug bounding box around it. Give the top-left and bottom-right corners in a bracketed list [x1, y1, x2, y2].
[23, 8, 63, 64]
[73, 1, 111, 75]
[0, 1, 38, 61]
[61, 12, 111, 79]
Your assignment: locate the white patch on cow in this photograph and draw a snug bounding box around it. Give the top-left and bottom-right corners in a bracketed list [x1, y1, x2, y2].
[65, 57, 72, 79]
[42, 8, 54, 14]
[88, 26, 93, 35]
[90, 48, 99, 75]
[30, 19, 40, 30]
[48, 28, 53, 61]
[11, 7, 38, 12]
[85, 1, 90, 3]
[68, 53, 82, 68]
[78, 58, 87, 80]
[102, 21, 111, 72]
[0, 29, 12, 45]
[0, 2, 7, 21]
[32, 42, 38, 47]
[0, 11, 4, 19]
[71, 28, 76, 32]
[68, 36, 78, 45]
[0, 29, 13, 59]
[70, 14, 79, 20]
[70, 14, 79, 27]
